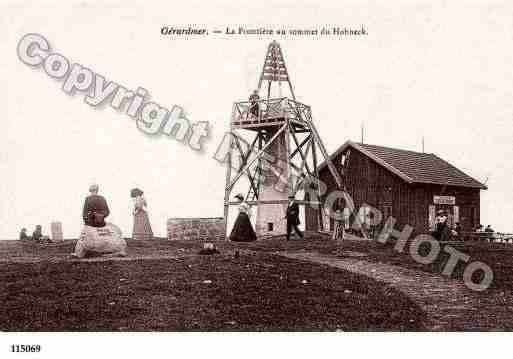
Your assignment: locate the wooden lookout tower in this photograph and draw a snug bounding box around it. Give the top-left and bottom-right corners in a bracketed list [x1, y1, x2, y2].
[223, 41, 351, 238]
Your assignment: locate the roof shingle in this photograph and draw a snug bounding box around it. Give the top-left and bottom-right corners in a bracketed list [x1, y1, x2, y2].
[320, 141, 487, 189]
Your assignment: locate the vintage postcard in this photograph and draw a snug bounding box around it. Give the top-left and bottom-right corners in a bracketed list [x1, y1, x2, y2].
[1, 0, 511, 357]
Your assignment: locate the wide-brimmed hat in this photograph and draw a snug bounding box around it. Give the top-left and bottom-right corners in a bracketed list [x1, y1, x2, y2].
[288, 195, 295, 199]
[131, 188, 144, 198]
[234, 193, 244, 201]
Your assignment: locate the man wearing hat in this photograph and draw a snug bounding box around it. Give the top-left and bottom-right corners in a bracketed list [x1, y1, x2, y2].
[82, 184, 110, 227]
[434, 209, 450, 241]
[285, 195, 303, 241]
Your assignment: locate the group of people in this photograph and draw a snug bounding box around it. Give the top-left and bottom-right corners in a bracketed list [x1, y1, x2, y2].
[70, 184, 154, 258]
[19, 225, 51, 243]
[23, 181, 304, 246]
[475, 224, 495, 233]
[432, 209, 496, 241]
[20, 184, 154, 244]
[82, 184, 153, 239]
[229, 193, 303, 242]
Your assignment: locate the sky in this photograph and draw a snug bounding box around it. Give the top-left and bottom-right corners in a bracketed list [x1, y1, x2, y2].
[1, 0, 512, 238]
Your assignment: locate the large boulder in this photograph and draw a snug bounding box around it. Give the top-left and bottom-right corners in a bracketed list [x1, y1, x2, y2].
[73, 223, 127, 258]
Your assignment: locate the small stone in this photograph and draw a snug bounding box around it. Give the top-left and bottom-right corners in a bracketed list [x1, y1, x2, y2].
[301, 280, 308, 284]
[203, 280, 212, 284]
[344, 289, 352, 294]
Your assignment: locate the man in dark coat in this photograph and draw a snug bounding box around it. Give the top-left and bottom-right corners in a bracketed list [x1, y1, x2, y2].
[433, 210, 451, 241]
[248, 90, 260, 118]
[82, 184, 110, 227]
[286, 195, 303, 241]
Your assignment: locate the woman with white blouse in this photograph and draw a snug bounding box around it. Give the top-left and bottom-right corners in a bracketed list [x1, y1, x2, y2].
[229, 194, 257, 242]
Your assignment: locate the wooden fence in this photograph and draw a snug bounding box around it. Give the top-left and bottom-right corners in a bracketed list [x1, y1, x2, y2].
[455, 232, 513, 243]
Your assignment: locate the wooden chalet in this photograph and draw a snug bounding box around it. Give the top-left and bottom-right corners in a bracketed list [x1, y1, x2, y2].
[305, 140, 487, 235]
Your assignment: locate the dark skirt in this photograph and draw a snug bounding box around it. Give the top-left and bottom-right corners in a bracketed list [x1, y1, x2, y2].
[229, 212, 257, 242]
[85, 211, 107, 227]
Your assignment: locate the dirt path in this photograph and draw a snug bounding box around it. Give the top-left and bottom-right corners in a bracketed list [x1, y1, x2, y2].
[278, 250, 481, 330]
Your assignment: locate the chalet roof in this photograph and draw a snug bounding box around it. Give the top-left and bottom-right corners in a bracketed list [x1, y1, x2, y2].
[319, 140, 487, 190]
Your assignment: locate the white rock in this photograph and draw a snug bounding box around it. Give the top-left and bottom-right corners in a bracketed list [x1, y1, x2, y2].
[73, 223, 127, 258]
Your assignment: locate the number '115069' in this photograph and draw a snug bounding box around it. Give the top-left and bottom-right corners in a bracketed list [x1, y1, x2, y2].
[10, 345, 41, 353]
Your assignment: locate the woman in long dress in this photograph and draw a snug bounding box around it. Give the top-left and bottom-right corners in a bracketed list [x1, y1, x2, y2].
[229, 194, 257, 242]
[131, 188, 153, 240]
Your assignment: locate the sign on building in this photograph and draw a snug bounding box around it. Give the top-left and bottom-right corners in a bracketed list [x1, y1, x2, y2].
[433, 195, 456, 205]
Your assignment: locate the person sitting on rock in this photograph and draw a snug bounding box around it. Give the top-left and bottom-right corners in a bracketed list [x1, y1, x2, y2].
[82, 184, 110, 228]
[72, 184, 126, 258]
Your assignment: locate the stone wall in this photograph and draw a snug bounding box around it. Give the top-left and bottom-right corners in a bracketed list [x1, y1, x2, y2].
[167, 217, 225, 241]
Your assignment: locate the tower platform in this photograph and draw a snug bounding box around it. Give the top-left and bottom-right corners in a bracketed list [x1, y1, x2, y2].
[231, 97, 309, 133]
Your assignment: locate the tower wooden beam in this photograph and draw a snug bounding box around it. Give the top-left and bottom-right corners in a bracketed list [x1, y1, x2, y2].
[226, 123, 287, 192]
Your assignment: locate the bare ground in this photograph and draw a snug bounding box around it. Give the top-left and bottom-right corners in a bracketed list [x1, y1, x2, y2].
[0, 238, 424, 331]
